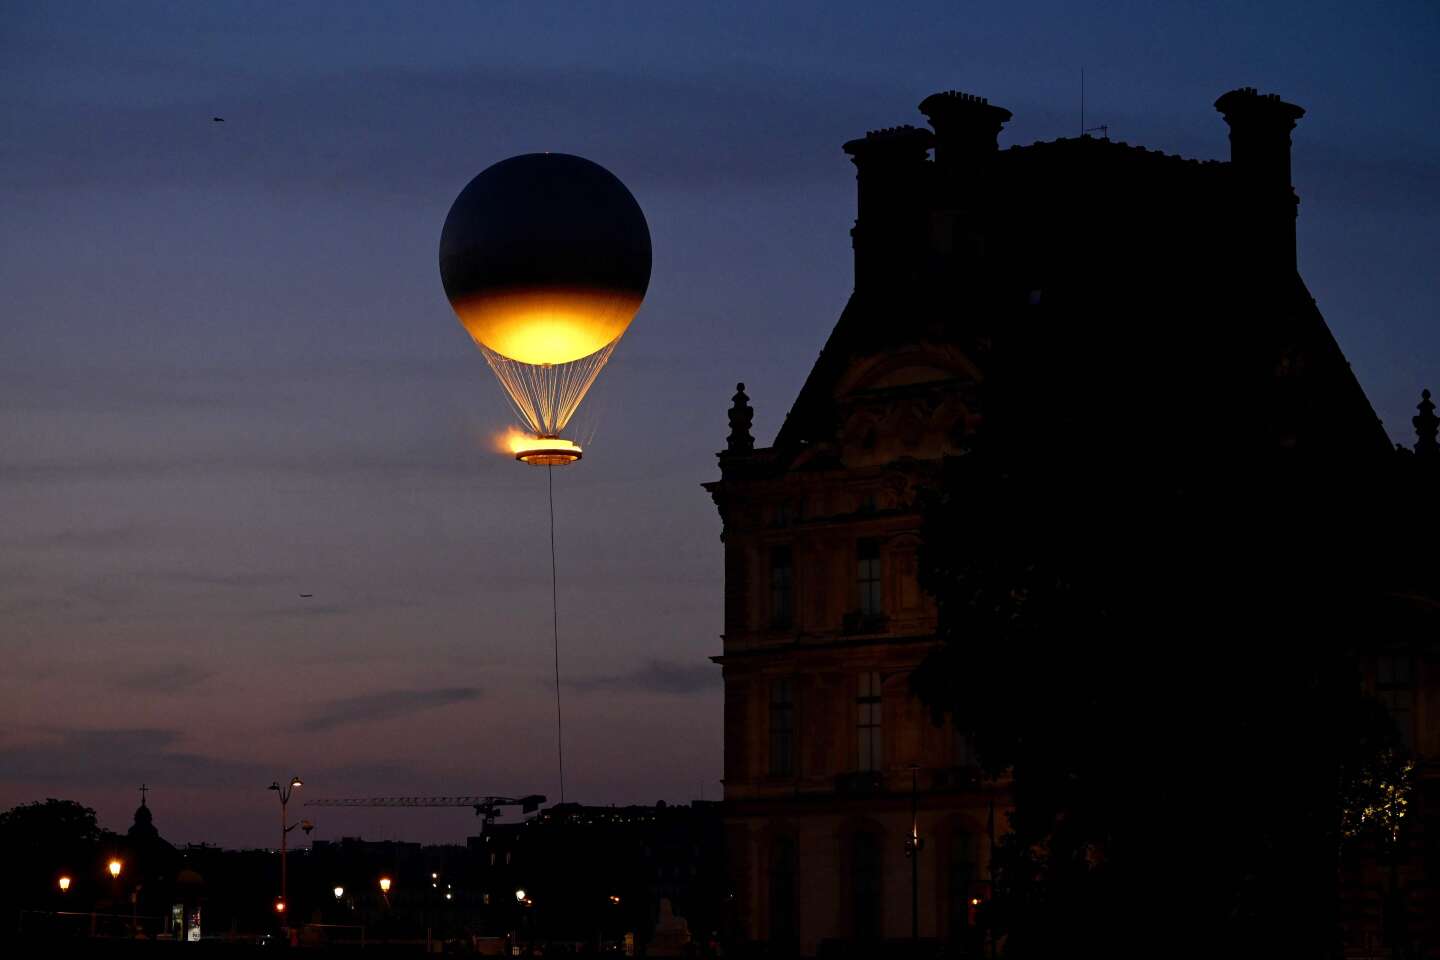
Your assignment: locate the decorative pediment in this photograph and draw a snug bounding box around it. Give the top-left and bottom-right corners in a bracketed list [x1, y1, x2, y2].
[833, 346, 980, 402]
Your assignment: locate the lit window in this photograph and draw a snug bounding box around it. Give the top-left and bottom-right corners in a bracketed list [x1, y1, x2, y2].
[857, 673, 882, 773]
[857, 540, 882, 616]
[769, 679, 795, 778]
[770, 546, 794, 628]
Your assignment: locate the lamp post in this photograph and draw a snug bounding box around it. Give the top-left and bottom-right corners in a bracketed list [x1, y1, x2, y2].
[58, 875, 71, 893]
[268, 775, 306, 937]
[905, 763, 924, 946]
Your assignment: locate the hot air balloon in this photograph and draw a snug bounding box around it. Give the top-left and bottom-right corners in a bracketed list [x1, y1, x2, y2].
[439, 153, 651, 464]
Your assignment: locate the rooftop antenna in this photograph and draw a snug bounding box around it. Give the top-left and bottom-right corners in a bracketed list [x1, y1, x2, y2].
[1080, 68, 1109, 139]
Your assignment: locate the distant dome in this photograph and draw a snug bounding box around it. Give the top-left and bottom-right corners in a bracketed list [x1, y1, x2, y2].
[438, 153, 651, 366]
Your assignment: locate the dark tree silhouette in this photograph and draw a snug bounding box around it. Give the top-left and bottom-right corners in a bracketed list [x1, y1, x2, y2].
[911, 370, 1430, 958]
[0, 798, 119, 908]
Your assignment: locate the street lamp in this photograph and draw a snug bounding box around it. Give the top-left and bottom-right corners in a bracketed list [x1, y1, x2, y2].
[379, 877, 392, 895]
[58, 876, 71, 893]
[108, 859, 122, 879]
[268, 775, 306, 936]
[905, 763, 925, 945]
[514, 888, 526, 903]
[334, 886, 345, 900]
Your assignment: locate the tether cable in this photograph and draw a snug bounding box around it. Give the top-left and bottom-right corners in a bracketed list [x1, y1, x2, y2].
[547, 464, 566, 803]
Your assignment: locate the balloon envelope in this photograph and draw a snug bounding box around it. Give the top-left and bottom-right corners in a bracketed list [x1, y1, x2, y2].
[439, 153, 651, 367]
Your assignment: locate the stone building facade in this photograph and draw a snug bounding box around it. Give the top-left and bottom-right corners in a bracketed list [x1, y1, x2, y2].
[706, 86, 1424, 956]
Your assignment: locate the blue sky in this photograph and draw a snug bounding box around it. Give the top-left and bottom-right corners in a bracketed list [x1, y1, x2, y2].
[2, 1, 1436, 847]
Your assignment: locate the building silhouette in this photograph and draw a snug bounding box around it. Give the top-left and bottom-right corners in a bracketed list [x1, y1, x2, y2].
[707, 87, 1431, 955]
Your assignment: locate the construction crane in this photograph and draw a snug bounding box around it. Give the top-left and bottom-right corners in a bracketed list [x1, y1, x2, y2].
[304, 794, 546, 830]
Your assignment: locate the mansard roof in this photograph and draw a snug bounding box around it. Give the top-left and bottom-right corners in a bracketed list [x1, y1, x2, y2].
[771, 94, 1390, 462]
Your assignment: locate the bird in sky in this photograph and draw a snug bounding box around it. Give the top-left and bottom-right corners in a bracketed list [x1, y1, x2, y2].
[211, 116, 224, 122]
[299, 594, 313, 599]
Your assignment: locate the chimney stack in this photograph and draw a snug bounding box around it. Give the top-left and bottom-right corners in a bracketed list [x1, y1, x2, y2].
[842, 125, 934, 295]
[918, 91, 1012, 184]
[1215, 87, 1306, 272]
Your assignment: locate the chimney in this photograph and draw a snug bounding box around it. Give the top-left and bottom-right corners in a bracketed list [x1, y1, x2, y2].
[1214, 87, 1306, 272]
[918, 90, 1012, 184]
[842, 125, 934, 295]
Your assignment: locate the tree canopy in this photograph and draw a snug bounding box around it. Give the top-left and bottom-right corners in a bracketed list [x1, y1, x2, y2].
[911, 377, 1431, 958]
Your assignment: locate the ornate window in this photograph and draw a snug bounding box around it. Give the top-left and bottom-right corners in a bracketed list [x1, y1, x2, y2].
[769, 679, 795, 777]
[857, 673, 883, 772]
[770, 545, 794, 628]
[857, 539, 882, 616]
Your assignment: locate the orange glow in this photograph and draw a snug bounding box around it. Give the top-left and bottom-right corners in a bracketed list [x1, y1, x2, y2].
[275, 900, 286, 913]
[58, 876, 71, 892]
[379, 877, 392, 894]
[453, 287, 640, 366]
[496, 426, 532, 454]
[108, 859, 122, 879]
[509, 434, 582, 466]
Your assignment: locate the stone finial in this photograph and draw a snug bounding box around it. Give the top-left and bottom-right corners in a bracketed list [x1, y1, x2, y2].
[726, 382, 754, 454]
[1414, 388, 1438, 457]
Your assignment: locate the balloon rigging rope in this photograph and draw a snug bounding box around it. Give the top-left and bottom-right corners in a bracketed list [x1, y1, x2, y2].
[548, 463, 565, 804]
[481, 340, 619, 437]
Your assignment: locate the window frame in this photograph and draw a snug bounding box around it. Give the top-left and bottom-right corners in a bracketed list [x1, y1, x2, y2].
[769, 544, 794, 629]
[768, 678, 796, 778]
[856, 672, 883, 773]
[856, 538, 883, 616]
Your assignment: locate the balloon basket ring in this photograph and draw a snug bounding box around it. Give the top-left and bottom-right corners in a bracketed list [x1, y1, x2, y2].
[514, 436, 583, 466]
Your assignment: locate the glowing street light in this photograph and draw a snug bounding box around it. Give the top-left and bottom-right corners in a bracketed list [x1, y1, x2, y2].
[108, 859, 122, 879]
[333, 886, 345, 900]
[514, 888, 526, 903]
[268, 774, 307, 935]
[379, 877, 392, 895]
[58, 876, 72, 892]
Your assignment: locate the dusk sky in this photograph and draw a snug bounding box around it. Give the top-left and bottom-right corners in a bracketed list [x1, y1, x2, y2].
[3, 1, 1437, 849]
